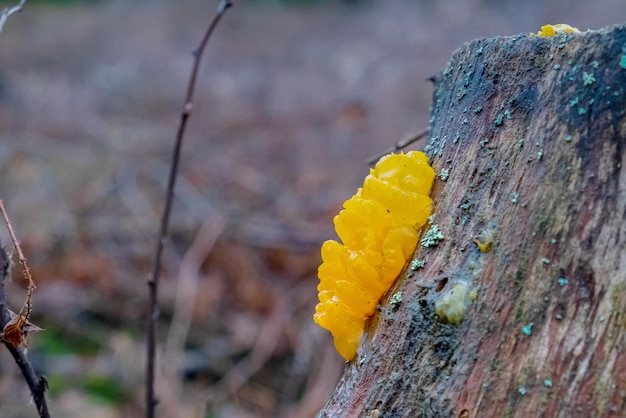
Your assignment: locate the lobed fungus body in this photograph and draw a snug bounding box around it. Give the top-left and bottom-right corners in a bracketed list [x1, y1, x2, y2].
[314, 151, 435, 361]
[536, 24, 580, 37]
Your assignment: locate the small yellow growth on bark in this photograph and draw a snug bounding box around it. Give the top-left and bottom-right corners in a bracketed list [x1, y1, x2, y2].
[535, 24, 580, 37]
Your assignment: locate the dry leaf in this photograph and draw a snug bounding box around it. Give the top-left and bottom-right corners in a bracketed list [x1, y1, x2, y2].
[1, 310, 43, 348]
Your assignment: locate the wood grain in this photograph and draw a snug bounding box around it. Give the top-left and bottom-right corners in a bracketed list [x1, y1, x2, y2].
[318, 23, 626, 418]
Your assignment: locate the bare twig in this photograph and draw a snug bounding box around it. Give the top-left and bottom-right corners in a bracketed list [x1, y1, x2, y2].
[0, 199, 43, 350]
[365, 129, 429, 166]
[0, 200, 36, 320]
[145, 1, 233, 417]
[0, 244, 49, 418]
[0, 0, 26, 34]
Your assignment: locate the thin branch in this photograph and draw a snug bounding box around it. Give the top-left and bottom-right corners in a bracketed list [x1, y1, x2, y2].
[365, 129, 429, 166]
[0, 245, 50, 418]
[145, 1, 233, 417]
[0, 0, 26, 35]
[0, 199, 36, 319]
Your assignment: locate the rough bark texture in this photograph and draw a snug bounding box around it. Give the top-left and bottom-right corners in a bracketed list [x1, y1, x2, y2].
[318, 24, 626, 418]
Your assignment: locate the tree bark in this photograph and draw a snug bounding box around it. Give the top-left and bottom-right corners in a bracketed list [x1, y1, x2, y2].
[318, 23, 626, 418]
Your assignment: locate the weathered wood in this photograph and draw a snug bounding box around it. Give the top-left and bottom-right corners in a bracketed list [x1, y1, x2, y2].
[319, 23, 626, 418]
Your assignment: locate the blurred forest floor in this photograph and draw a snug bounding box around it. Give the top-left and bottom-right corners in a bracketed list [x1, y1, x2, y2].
[0, 0, 624, 416]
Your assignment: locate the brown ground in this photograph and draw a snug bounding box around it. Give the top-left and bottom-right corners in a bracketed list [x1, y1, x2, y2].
[0, 0, 624, 417]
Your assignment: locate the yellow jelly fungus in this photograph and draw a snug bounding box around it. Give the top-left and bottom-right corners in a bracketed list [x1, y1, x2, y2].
[536, 24, 580, 37]
[473, 231, 494, 253]
[474, 238, 492, 253]
[314, 151, 435, 361]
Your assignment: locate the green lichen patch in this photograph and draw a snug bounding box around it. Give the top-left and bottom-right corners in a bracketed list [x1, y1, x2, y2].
[421, 224, 444, 247]
[582, 71, 596, 85]
[410, 259, 425, 270]
[522, 322, 534, 335]
[390, 291, 403, 310]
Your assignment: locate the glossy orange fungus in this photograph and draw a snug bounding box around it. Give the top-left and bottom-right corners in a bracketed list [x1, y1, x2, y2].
[313, 151, 435, 360]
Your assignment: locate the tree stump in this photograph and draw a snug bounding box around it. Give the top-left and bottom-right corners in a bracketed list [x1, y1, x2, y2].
[318, 23, 626, 418]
